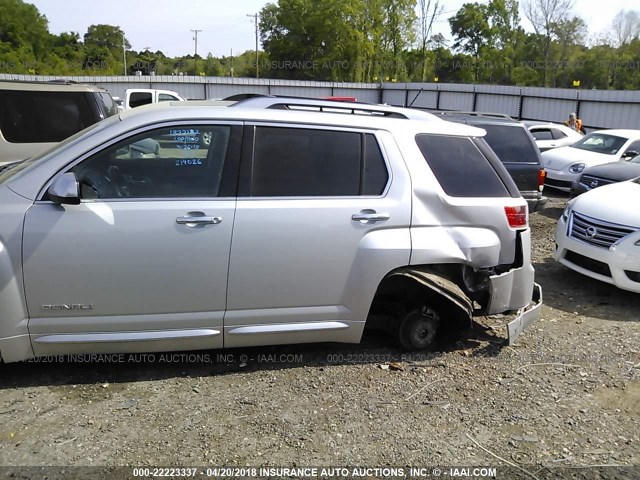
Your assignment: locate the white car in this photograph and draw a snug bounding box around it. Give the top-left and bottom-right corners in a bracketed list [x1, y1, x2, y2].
[555, 180, 640, 293]
[542, 129, 640, 191]
[525, 121, 583, 152]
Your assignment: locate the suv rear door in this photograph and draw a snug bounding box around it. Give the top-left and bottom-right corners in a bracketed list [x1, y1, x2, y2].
[224, 124, 411, 347]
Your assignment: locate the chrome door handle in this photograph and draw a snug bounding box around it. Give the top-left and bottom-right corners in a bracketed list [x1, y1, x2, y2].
[176, 215, 222, 225]
[351, 210, 390, 224]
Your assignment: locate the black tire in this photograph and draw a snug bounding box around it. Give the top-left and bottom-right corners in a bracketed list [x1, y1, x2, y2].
[398, 307, 440, 350]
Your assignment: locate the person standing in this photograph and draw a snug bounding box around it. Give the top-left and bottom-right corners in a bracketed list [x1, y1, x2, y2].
[565, 112, 585, 134]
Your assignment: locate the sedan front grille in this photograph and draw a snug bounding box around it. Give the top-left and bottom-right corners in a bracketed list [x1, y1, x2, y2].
[578, 175, 615, 190]
[569, 212, 638, 249]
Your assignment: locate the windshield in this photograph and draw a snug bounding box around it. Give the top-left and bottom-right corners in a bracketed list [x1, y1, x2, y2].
[571, 133, 627, 155]
[0, 115, 118, 185]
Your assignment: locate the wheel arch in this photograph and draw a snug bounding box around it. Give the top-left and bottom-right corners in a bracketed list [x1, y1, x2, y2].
[365, 264, 475, 334]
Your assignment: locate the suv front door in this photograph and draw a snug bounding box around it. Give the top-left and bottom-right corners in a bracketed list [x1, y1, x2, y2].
[22, 124, 242, 355]
[224, 125, 411, 348]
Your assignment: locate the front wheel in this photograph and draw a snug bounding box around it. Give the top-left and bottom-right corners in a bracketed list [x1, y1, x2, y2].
[398, 307, 440, 350]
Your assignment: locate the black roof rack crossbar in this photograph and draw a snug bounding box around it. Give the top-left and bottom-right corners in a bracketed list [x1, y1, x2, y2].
[431, 110, 514, 120]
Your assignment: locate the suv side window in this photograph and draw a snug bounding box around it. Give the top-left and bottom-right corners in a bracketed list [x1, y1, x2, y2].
[71, 125, 240, 200]
[416, 134, 510, 197]
[0, 90, 95, 143]
[551, 128, 567, 139]
[363, 134, 388, 195]
[249, 126, 388, 197]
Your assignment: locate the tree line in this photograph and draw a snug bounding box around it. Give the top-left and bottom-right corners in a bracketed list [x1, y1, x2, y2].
[1, 0, 639, 89]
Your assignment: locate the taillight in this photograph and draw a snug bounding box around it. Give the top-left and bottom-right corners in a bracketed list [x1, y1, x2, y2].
[538, 169, 546, 192]
[505, 205, 528, 228]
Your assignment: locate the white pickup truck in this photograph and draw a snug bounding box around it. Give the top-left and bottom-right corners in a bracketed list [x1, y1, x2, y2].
[117, 88, 186, 110]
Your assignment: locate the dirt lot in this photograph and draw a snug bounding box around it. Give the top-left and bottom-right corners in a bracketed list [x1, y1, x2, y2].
[1, 193, 639, 477]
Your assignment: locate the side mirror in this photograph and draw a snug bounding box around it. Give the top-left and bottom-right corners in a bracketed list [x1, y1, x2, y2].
[47, 173, 80, 205]
[623, 150, 639, 159]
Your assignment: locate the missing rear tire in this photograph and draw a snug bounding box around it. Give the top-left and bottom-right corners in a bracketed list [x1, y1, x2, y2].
[398, 307, 440, 350]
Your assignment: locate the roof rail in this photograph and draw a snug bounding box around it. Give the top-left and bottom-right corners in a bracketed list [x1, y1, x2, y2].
[431, 110, 514, 120]
[224, 93, 275, 101]
[229, 95, 440, 121]
[45, 79, 79, 85]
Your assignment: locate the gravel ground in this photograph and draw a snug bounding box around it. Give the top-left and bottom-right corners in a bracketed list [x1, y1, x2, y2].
[1, 193, 639, 477]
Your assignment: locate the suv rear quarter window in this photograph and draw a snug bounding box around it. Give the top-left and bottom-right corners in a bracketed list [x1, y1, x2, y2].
[415, 134, 510, 197]
[0, 90, 96, 143]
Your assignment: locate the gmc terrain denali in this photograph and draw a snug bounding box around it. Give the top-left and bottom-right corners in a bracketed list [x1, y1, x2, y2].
[0, 101, 541, 363]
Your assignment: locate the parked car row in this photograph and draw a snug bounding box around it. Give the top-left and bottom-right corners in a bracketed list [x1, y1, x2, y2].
[527, 120, 640, 294]
[542, 129, 640, 192]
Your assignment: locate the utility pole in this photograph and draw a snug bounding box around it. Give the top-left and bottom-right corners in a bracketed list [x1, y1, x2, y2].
[246, 13, 259, 78]
[191, 29, 202, 75]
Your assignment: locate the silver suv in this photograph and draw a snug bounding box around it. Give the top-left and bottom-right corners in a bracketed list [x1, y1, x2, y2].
[0, 101, 541, 363]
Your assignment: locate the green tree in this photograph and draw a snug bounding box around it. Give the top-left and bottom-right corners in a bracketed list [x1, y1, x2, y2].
[449, 3, 492, 81]
[549, 16, 586, 87]
[83, 24, 129, 50]
[49, 31, 84, 73]
[522, 0, 575, 85]
[417, 0, 444, 80]
[0, 0, 50, 71]
[487, 0, 523, 83]
[260, 0, 417, 82]
[83, 24, 129, 74]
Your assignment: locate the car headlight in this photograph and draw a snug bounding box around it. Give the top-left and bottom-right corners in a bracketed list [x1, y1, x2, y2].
[568, 163, 586, 174]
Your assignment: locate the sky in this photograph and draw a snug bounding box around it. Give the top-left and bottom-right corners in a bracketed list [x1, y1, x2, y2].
[27, 0, 639, 58]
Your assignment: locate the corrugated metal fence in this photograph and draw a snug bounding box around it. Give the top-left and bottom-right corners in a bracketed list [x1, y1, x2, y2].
[2, 74, 639, 129]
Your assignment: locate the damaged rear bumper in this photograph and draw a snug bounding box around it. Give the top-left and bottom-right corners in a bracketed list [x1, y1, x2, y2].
[507, 282, 542, 345]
